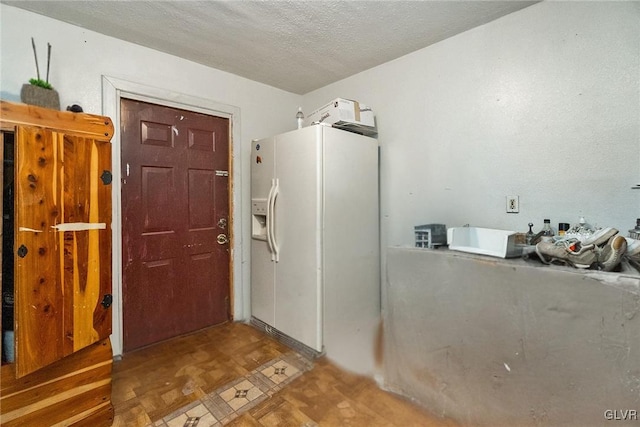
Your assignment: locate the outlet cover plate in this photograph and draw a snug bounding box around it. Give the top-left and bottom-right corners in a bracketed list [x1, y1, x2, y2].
[506, 196, 519, 213]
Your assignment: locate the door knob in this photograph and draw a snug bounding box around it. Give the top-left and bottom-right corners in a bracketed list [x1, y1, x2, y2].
[217, 234, 229, 245]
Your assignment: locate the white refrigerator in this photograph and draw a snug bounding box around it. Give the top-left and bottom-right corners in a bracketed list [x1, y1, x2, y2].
[251, 124, 380, 375]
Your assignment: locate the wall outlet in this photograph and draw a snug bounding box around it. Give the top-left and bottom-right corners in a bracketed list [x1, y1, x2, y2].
[506, 196, 519, 213]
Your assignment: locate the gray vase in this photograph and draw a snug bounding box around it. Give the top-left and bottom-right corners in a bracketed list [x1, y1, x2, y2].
[20, 83, 60, 110]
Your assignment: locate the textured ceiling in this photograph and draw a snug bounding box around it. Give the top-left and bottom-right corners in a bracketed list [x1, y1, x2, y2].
[3, 1, 537, 94]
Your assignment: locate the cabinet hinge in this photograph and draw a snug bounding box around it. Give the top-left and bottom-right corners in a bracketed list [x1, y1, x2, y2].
[100, 170, 113, 185]
[17, 244, 28, 258]
[101, 294, 113, 309]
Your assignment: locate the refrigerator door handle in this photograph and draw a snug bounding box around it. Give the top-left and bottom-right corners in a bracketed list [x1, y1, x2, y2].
[270, 179, 280, 262]
[266, 179, 276, 259]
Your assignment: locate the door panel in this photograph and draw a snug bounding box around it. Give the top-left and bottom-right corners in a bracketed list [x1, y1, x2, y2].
[121, 99, 230, 351]
[15, 126, 112, 377]
[141, 166, 176, 233]
[188, 170, 215, 228]
[15, 127, 63, 374]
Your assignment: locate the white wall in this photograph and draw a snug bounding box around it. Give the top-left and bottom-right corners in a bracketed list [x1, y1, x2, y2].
[303, 1, 640, 248]
[0, 5, 302, 354]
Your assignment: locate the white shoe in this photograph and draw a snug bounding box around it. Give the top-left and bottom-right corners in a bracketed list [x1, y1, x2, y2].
[583, 227, 618, 246]
[598, 235, 627, 272]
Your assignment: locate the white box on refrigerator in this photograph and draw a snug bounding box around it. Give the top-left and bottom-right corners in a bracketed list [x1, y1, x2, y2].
[305, 98, 375, 129]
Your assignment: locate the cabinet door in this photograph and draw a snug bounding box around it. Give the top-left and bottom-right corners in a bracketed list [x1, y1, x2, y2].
[14, 125, 112, 378]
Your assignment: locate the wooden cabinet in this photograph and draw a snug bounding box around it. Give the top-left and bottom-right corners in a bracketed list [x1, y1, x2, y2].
[0, 100, 114, 426]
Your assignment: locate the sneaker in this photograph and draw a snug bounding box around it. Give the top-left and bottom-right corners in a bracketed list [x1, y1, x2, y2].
[598, 235, 627, 271]
[535, 239, 598, 268]
[583, 227, 618, 247]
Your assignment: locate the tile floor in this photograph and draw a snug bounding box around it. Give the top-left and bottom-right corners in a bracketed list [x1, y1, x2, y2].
[112, 322, 460, 427]
[152, 352, 313, 427]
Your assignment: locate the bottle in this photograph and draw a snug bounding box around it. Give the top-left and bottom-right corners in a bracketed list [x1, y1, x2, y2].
[629, 218, 640, 240]
[542, 219, 554, 236]
[558, 223, 570, 236]
[296, 107, 304, 129]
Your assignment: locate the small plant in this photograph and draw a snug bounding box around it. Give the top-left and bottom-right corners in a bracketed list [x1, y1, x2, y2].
[28, 78, 52, 90]
[29, 37, 54, 90]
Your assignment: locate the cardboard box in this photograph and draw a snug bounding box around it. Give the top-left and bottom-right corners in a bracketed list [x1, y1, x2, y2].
[305, 98, 375, 129]
[415, 224, 447, 248]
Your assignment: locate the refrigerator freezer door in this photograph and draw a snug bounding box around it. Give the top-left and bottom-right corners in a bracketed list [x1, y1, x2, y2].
[272, 126, 323, 351]
[251, 137, 276, 326]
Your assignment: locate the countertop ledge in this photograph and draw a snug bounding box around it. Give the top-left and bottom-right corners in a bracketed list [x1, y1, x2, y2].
[390, 246, 640, 295]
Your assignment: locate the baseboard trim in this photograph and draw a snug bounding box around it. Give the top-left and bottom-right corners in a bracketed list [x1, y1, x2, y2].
[249, 317, 323, 360]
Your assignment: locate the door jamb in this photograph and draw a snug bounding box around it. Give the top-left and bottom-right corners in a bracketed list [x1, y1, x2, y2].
[102, 76, 243, 357]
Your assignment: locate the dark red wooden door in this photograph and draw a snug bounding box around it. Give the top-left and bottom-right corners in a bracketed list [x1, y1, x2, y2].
[120, 99, 230, 351]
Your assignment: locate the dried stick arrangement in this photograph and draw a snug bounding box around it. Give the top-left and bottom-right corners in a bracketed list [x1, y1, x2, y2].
[29, 37, 53, 89]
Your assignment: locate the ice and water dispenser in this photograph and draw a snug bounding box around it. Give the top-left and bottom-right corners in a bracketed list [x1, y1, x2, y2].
[252, 199, 268, 241]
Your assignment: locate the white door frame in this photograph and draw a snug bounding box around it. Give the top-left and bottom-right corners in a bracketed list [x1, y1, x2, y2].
[102, 75, 244, 357]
